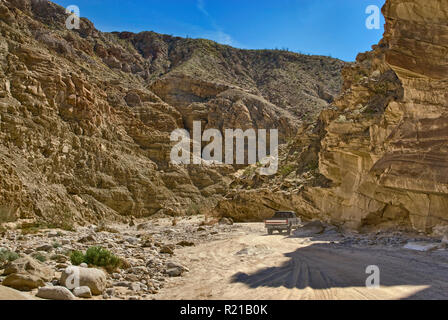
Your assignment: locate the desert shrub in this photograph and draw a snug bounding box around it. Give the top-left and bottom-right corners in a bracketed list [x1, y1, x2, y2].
[186, 203, 201, 216]
[0, 249, 19, 263]
[33, 252, 47, 262]
[70, 247, 121, 271]
[85, 247, 121, 271]
[70, 250, 85, 266]
[279, 165, 295, 176]
[52, 241, 62, 249]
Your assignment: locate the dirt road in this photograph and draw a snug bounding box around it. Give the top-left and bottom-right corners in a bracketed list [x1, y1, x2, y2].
[155, 223, 448, 300]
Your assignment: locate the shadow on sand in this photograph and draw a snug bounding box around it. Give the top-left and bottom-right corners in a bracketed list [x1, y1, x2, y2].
[231, 240, 448, 300]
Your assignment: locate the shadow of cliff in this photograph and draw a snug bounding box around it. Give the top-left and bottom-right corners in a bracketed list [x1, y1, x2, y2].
[231, 242, 448, 300]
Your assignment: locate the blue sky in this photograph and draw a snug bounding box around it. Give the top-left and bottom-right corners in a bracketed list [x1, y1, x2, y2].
[52, 0, 386, 61]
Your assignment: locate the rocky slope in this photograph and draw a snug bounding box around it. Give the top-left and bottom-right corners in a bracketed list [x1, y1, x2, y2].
[218, 0, 448, 234]
[0, 0, 344, 228]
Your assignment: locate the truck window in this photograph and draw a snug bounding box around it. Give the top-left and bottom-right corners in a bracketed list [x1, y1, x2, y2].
[273, 212, 296, 218]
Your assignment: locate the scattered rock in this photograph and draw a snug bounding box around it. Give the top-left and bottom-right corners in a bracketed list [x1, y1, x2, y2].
[442, 236, 448, 245]
[160, 245, 174, 255]
[36, 286, 76, 300]
[106, 288, 115, 296]
[78, 234, 96, 243]
[73, 286, 92, 298]
[2, 274, 45, 291]
[165, 261, 188, 277]
[35, 245, 53, 252]
[403, 242, 440, 252]
[166, 268, 182, 277]
[50, 254, 68, 263]
[3, 256, 54, 285]
[60, 267, 107, 295]
[129, 283, 141, 292]
[219, 217, 234, 225]
[176, 241, 195, 247]
[295, 221, 325, 236]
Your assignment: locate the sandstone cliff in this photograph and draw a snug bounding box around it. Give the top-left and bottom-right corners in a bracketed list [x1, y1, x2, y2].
[218, 0, 448, 234]
[0, 0, 344, 228]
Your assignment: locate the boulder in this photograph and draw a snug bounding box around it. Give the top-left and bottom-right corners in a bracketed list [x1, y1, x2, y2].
[35, 244, 53, 252]
[73, 286, 92, 298]
[2, 256, 54, 291]
[0, 285, 37, 300]
[218, 217, 234, 225]
[176, 240, 195, 247]
[166, 268, 182, 277]
[60, 267, 107, 295]
[160, 245, 174, 255]
[294, 221, 325, 236]
[36, 286, 76, 300]
[165, 261, 188, 277]
[403, 242, 440, 252]
[3, 256, 54, 280]
[2, 273, 45, 291]
[78, 234, 96, 243]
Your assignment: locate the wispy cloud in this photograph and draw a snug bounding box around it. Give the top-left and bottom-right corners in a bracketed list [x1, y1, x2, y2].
[195, 0, 238, 46]
[197, 0, 209, 17]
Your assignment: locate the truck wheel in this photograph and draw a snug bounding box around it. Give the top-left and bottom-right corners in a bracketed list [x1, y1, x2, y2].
[268, 229, 273, 235]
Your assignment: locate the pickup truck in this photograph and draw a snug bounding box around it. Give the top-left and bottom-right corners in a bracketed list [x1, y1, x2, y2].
[265, 211, 301, 235]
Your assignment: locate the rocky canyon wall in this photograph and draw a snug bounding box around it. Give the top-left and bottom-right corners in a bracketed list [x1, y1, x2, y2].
[310, 0, 448, 232]
[218, 0, 448, 234]
[0, 0, 343, 228]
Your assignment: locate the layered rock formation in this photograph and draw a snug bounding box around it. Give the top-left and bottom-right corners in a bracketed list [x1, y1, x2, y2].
[311, 0, 448, 232]
[0, 0, 343, 227]
[218, 0, 448, 233]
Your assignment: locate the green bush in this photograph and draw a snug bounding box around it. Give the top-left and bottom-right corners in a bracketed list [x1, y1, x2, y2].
[0, 249, 19, 263]
[279, 165, 295, 176]
[84, 247, 120, 269]
[52, 241, 62, 249]
[33, 253, 47, 263]
[70, 250, 85, 266]
[70, 247, 121, 271]
[186, 203, 201, 216]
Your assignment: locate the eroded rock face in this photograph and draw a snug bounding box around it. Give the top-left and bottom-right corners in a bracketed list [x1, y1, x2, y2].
[0, 0, 343, 226]
[308, 0, 448, 232]
[217, 0, 448, 234]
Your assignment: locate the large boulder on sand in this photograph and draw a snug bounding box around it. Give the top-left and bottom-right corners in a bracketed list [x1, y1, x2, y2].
[60, 266, 107, 295]
[3, 256, 54, 280]
[2, 274, 45, 291]
[36, 286, 76, 300]
[294, 220, 326, 236]
[2, 256, 54, 291]
[0, 285, 37, 300]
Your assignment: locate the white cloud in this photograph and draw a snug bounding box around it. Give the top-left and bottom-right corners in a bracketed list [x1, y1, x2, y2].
[196, 0, 239, 47]
[197, 0, 208, 17]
